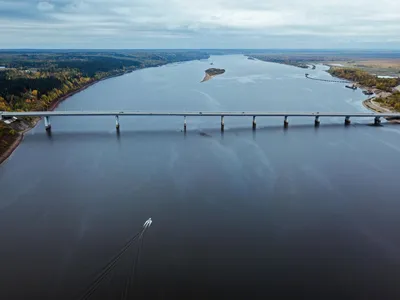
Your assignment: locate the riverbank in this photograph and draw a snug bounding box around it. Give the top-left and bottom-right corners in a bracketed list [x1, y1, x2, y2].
[297, 63, 395, 115]
[348, 82, 397, 115]
[363, 98, 392, 113]
[362, 97, 400, 124]
[0, 132, 22, 165]
[47, 71, 127, 111]
[0, 71, 130, 165]
[320, 64, 400, 117]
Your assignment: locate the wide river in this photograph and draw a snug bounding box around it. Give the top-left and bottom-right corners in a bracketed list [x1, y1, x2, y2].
[1, 55, 400, 299]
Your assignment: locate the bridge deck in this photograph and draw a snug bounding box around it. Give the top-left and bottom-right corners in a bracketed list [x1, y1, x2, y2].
[2, 111, 400, 118]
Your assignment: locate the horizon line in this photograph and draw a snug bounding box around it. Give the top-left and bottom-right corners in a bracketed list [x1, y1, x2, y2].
[1, 48, 400, 51]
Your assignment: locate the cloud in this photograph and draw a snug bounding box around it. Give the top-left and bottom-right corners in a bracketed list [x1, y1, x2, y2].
[37, 1, 55, 12]
[0, 0, 399, 48]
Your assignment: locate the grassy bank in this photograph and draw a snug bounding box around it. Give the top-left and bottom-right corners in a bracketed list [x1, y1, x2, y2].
[374, 92, 400, 112]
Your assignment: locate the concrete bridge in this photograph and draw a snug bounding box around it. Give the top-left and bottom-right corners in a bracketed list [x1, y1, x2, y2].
[2, 111, 400, 131]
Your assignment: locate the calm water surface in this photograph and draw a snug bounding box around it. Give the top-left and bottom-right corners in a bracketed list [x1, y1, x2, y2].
[1, 55, 400, 299]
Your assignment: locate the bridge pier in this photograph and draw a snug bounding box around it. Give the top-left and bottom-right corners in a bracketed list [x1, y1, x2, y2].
[184, 116, 187, 132]
[252, 116, 256, 130]
[345, 116, 351, 125]
[284, 116, 289, 128]
[221, 116, 224, 132]
[374, 116, 381, 125]
[314, 116, 320, 127]
[44, 116, 51, 131]
[115, 115, 120, 130]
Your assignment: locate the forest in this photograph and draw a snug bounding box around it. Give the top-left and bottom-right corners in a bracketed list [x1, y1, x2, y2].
[328, 67, 400, 92]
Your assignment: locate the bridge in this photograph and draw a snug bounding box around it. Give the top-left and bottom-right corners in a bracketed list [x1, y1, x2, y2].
[2, 111, 400, 131]
[305, 74, 351, 84]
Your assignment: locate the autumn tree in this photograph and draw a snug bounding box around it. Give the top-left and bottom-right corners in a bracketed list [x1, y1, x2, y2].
[0, 96, 9, 111]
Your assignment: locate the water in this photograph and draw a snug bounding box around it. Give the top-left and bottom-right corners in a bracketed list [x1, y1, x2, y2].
[1, 55, 400, 299]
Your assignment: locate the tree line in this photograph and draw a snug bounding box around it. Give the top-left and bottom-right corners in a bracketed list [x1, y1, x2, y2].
[329, 67, 400, 92]
[375, 92, 400, 111]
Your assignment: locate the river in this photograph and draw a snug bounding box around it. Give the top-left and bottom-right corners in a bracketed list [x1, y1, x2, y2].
[1, 55, 400, 299]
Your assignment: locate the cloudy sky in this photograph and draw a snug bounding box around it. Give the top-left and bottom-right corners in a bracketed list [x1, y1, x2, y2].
[0, 0, 399, 49]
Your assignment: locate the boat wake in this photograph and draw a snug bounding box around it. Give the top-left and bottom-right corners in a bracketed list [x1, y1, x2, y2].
[78, 218, 153, 300]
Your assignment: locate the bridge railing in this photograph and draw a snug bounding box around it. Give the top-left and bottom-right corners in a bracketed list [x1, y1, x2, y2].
[1, 111, 400, 131]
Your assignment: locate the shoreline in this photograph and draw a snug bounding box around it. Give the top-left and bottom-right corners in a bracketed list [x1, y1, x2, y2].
[323, 63, 398, 115]
[0, 133, 23, 165]
[362, 97, 397, 114]
[0, 71, 128, 166]
[362, 98, 400, 123]
[363, 98, 387, 113]
[351, 83, 398, 116]
[201, 73, 214, 82]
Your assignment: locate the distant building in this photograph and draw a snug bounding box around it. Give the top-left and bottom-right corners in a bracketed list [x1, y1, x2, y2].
[2, 117, 18, 124]
[24, 68, 38, 73]
[377, 75, 397, 79]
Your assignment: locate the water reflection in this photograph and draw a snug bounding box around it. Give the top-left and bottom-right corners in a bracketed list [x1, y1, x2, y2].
[46, 128, 52, 139]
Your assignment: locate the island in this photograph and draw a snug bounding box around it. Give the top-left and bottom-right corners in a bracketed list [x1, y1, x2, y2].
[201, 68, 226, 82]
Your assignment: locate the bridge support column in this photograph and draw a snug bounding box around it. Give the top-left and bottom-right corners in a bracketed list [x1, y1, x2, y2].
[314, 116, 320, 127]
[252, 116, 256, 130]
[374, 116, 381, 125]
[184, 116, 187, 132]
[221, 116, 224, 132]
[115, 115, 120, 130]
[44, 116, 51, 131]
[345, 116, 351, 125]
[284, 116, 289, 128]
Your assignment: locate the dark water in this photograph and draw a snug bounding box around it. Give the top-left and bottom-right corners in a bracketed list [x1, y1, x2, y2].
[2, 55, 400, 299]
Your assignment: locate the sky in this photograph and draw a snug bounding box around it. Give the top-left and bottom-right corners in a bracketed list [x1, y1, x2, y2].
[0, 0, 399, 49]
